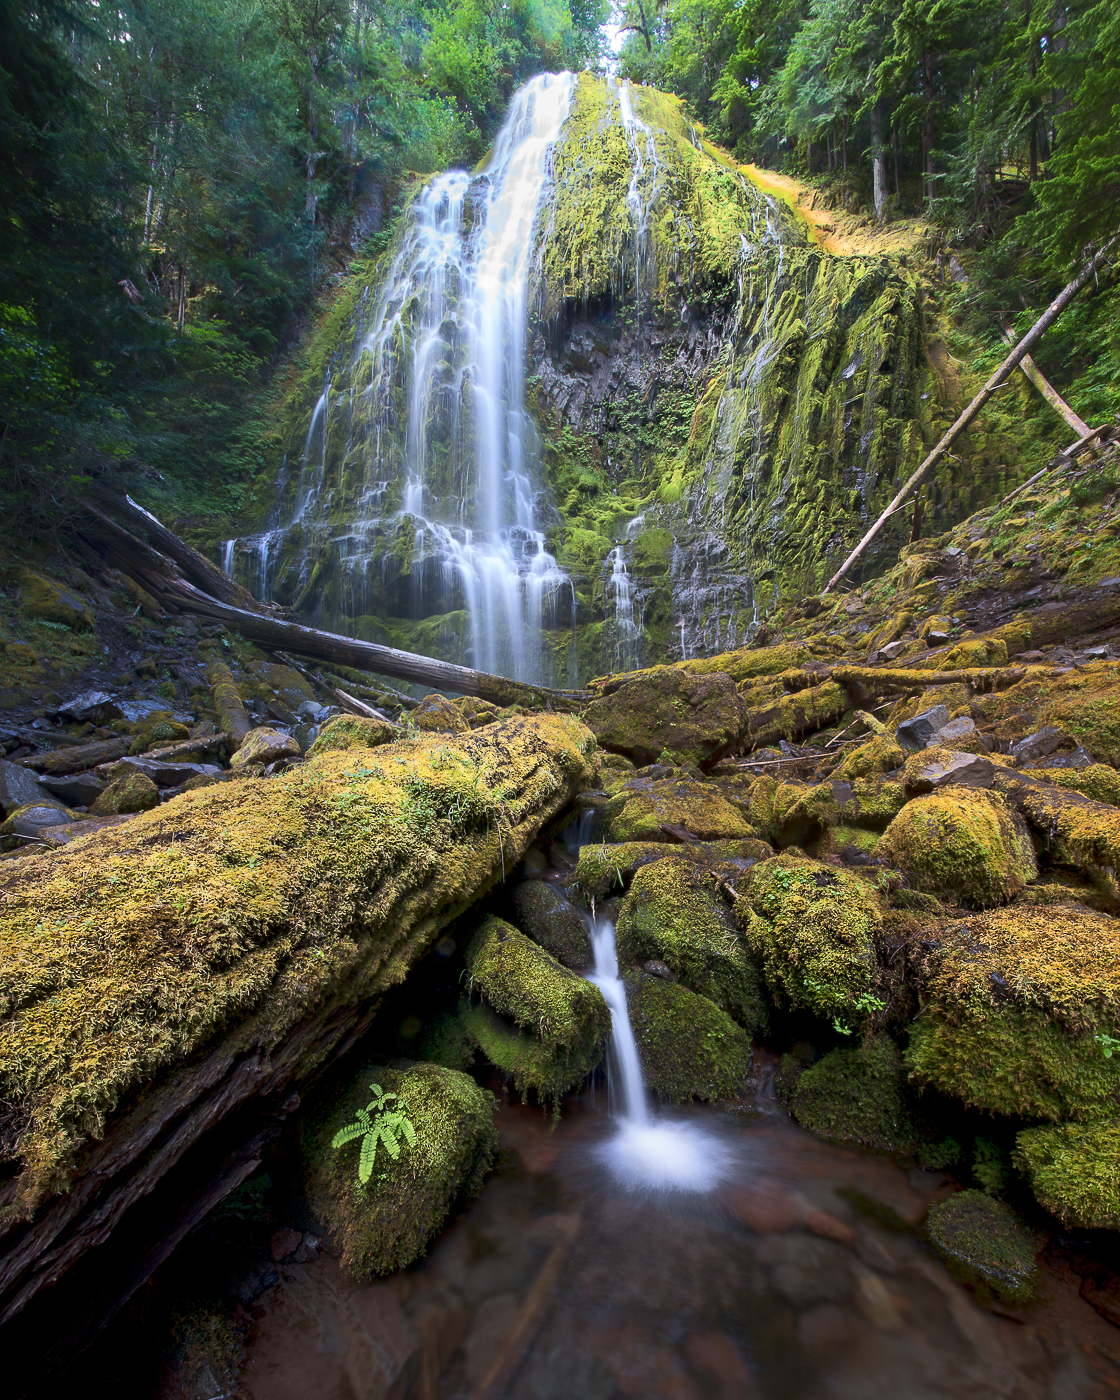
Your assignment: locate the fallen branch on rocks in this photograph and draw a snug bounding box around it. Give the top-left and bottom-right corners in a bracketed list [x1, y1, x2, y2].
[20, 736, 133, 775]
[207, 660, 252, 747]
[0, 714, 597, 1357]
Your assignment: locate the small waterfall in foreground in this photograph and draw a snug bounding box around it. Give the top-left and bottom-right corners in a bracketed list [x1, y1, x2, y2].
[587, 916, 733, 1192]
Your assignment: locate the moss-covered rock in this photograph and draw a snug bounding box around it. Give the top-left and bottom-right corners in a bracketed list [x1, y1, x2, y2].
[832, 733, 908, 780]
[572, 836, 773, 898]
[129, 717, 191, 755]
[228, 726, 302, 770]
[744, 852, 882, 1023]
[17, 569, 93, 631]
[926, 1190, 1040, 1304]
[89, 771, 160, 816]
[465, 915, 609, 1053]
[304, 1061, 497, 1278]
[790, 1035, 916, 1153]
[905, 904, 1120, 1121]
[622, 971, 752, 1102]
[616, 859, 768, 1033]
[510, 881, 592, 967]
[582, 666, 742, 769]
[459, 1001, 596, 1104]
[606, 774, 752, 843]
[879, 788, 1037, 907]
[307, 714, 396, 755]
[1013, 1119, 1120, 1230]
[413, 694, 469, 733]
[1029, 764, 1120, 807]
[0, 713, 596, 1219]
[0, 802, 75, 849]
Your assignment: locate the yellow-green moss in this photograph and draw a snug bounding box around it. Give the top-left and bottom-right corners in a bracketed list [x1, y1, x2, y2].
[0, 714, 596, 1220]
[412, 694, 469, 733]
[582, 665, 743, 769]
[465, 915, 609, 1051]
[832, 733, 907, 780]
[973, 661, 1120, 766]
[606, 775, 751, 842]
[307, 713, 396, 755]
[790, 1035, 917, 1153]
[89, 771, 160, 816]
[615, 859, 768, 1033]
[622, 970, 752, 1102]
[129, 716, 191, 755]
[1029, 764, 1120, 807]
[830, 825, 882, 857]
[879, 789, 1037, 907]
[572, 837, 772, 898]
[304, 1061, 497, 1278]
[744, 852, 882, 1020]
[926, 1190, 1040, 1304]
[459, 1001, 598, 1104]
[1013, 1119, 1120, 1229]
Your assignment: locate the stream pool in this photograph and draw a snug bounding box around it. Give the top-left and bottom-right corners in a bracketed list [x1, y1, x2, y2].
[236, 1091, 1120, 1400]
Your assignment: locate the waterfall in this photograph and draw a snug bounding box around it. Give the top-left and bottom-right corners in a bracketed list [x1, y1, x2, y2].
[243, 71, 578, 687]
[605, 546, 640, 672]
[588, 915, 733, 1192]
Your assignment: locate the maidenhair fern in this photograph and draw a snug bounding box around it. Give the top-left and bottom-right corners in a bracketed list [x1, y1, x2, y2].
[331, 1083, 417, 1184]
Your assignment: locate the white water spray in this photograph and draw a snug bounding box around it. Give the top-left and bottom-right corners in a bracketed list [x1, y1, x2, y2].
[588, 915, 733, 1193]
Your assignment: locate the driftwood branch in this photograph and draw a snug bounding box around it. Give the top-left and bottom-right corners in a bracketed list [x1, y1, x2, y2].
[823, 235, 1119, 594]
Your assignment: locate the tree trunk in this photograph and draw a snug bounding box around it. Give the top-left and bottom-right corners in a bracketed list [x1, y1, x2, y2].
[871, 102, 887, 225]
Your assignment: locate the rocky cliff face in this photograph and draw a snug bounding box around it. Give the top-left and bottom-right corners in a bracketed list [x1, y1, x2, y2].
[234, 74, 1020, 685]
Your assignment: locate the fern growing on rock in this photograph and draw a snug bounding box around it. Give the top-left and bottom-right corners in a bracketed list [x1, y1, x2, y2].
[331, 1083, 416, 1184]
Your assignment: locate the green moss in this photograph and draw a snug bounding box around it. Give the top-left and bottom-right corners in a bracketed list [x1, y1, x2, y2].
[89, 771, 160, 816]
[879, 789, 1037, 908]
[606, 774, 751, 842]
[833, 734, 908, 780]
[459, 1000, 598, 1104]
[572, 837, 772, 898]
[830, 825, 881, 857]
[306, 714, 396, 755]
[129, 717, 191, 755]
[616, 859, 768, 1033]
[465, 915, 609, 1050]
[744, 852, 882, 1020]
[582, 665, 743, 769]
[1013, 1119, 1120, 1229]
[1030, 764, 1120, 807]
[926, 1190, 1040, 1304]
[17, 569, 93, 632]
[790, 1035, 916, 1153]
[622, 970, 752, 1102]
[304, 1061, 497, 1278]
[510, 882, 592, 968]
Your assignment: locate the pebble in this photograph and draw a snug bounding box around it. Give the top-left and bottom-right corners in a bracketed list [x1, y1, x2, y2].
[804, 1209, 855, 1245]
[269, 1227, 304, 1262]
[724, 1180, 801, 1233]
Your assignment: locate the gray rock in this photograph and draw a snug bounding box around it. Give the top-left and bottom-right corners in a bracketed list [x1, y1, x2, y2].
[906, 750, 994, 792]
[39, 772, 106, 807]
[928, 715, 978, 747]
[758, 1235, 851, 1307]
[896, 704, 951, 751]
[1021, 744, 1094, 771]
[1012, 725, 1071, 763]
[8, 805, 72, 834]
[0, 759, 49, 816]
[878, 639, 911, 661]
[53, 691, 124, 723]
[108, 756, 222, 787]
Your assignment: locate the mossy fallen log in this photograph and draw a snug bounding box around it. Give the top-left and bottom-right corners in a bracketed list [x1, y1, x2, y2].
[0, 713, 596, 1328]
[207, 659, 252, 746]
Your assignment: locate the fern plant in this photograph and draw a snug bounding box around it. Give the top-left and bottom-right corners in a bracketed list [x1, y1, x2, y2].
[331, 1083, 417, 1185]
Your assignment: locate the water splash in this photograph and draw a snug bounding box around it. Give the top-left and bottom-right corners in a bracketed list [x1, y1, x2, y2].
[587, 916, 733, 1193]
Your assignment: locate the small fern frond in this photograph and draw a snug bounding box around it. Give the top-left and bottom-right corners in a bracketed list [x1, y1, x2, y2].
[379, 1123, 402, 1160]
[400, 1117, 417, 1148]
[359, 1130, 379, 1182]
[331, 1121, 367, 1149]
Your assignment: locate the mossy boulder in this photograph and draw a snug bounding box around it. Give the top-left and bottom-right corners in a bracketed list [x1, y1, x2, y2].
[1031, 764, 1120, 807]
[129, 716, 191, 755]
[789, 1036, 917, 1153]
[465, 915, 609, 1052]
[510, 881, 592, 967]
[413, 694, 469, 733]
[832, 733, 908, 780]
[606, 774, 752, 843]
[744, 853, 882, 1022]
[572, 837, 773, 898]
[89, 771, 160, 816]
[0, 802, 75, 849]
[304, 1061, 497, 1279]
[582, 665, 742, 769]
[459, 1001, 597, 1104]
[307, 714, 396, 755]
[905, 904, 1120, 1121]
[616, 859, 768, 1033]
[17, 569, 93, 631]
[879, 788, 1037, 907]
[622, 971, 752, 1102]
[926, 1190, 1040, 1304]
[1013, 1119, 1120, 1229]
[229, 726, 302, 769]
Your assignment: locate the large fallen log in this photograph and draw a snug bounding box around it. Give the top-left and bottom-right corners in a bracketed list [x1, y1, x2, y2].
[0, 714, 597, 1372]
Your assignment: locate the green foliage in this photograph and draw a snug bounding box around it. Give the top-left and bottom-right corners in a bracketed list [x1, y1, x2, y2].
[331, 1081, 417, 1184]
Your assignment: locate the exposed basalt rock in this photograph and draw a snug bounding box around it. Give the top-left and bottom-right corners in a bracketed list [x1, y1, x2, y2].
[303, 1061, 497, 1279]
[879, 788, 1037, 907]
[616, 859, 768, 1033]
[0, 713, 596, 1323]
[622, 970, 752, 1102]
[926, 1191, 1040, 1304]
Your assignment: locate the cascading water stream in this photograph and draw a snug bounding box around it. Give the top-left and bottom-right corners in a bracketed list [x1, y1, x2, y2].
[586, 913, 733, 1192]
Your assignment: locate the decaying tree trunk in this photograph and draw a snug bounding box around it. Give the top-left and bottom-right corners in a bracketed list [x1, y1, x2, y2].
[207, 659, 252, 746]
[0, 714, 597, 1385]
